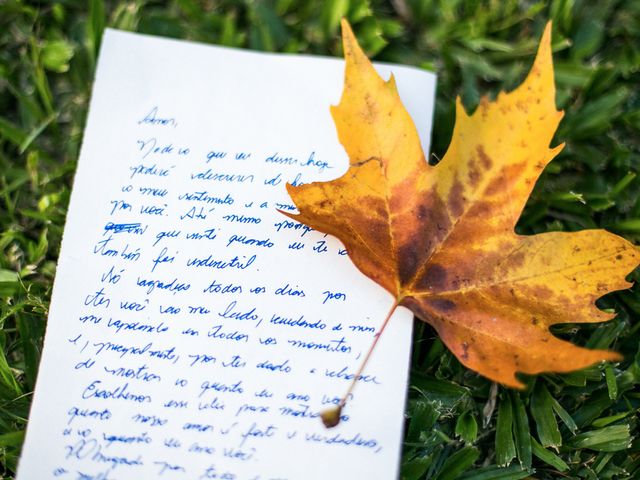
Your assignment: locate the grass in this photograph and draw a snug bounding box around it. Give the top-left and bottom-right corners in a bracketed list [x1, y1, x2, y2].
[0, 0, 639, 478]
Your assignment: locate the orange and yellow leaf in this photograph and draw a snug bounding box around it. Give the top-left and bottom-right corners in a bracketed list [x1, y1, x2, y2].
[283, 20, 639, 388]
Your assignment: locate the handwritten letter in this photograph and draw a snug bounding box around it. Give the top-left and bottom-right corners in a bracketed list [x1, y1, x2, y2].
[17, 30, 436, 480]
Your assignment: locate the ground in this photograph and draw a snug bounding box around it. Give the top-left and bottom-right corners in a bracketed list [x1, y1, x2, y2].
[0, 1, 639, 479]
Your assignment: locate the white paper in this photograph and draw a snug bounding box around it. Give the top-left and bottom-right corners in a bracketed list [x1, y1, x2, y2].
[17, 29, 436, 480]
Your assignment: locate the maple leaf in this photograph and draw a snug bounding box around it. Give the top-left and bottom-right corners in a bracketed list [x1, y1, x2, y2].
[282, 20, 639, 424]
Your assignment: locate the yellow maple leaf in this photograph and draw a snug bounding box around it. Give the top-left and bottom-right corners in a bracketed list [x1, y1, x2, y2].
[283, 20, 639, 424]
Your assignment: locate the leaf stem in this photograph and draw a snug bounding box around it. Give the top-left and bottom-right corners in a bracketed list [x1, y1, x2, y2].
[321, 298, 400, 428]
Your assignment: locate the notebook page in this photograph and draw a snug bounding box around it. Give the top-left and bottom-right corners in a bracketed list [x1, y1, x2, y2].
[17, 29, 436, 480]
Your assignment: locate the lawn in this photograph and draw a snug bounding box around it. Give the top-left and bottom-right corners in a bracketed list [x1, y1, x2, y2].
[0, 0, 639, 479]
